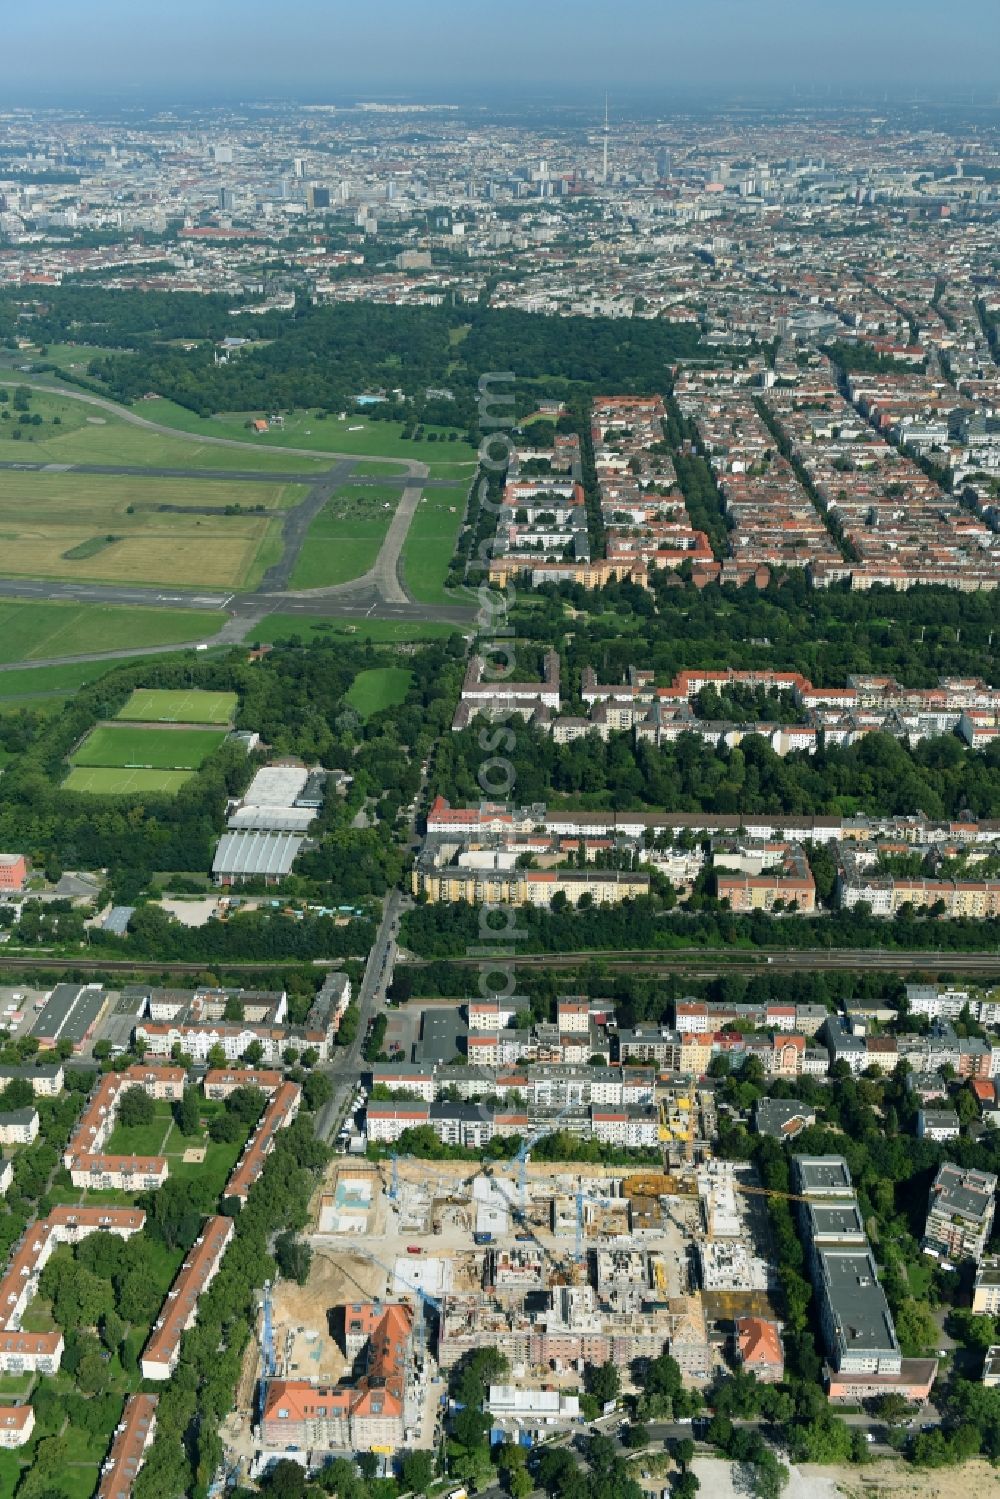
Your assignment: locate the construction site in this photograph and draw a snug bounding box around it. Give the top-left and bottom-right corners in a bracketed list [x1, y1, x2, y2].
[225, 1144, 790, 1463]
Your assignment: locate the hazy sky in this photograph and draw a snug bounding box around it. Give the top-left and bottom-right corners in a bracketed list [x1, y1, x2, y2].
[7, 0, 1000, 103]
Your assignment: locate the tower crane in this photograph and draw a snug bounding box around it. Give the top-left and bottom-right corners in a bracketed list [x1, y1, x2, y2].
[505, 1101, 577, 1214]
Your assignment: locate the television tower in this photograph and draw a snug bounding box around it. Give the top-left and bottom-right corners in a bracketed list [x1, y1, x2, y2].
[601, 93, 610, 185]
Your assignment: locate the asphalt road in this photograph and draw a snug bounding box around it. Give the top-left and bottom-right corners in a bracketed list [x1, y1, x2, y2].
[313, 886, 404, 1144]
[0, 460, 327, 483]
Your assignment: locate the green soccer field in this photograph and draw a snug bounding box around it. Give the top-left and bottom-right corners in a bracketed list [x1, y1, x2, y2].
[63, 766, 195, 795]
[115, 688, 238, 724]
[72, 724, 226, 770]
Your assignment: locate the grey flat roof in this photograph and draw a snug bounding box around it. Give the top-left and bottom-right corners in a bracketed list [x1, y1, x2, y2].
[819, 1248, 900, 1355]
[212, 830, 303, 878]
[418, 1010, 468, 1067]
[60, 988, 107, 1045]
[809, 1202, 866, 1241]
[929, 1163, 997, 1224]
[755, 1098, 815, 1136]
[31, 984, 106, 1045]
[795, 1156, 854, 1196]
[243, 766, 309, 807]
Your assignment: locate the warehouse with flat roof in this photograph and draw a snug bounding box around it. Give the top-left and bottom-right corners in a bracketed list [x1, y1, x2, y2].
[31, 984, 108, 1051]
[212, 830, 304, 886]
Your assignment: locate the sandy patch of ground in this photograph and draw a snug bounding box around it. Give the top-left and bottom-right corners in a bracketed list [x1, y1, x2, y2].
[271, 1249, 387, 1384]
[691, 1456, 1000, 1499]
[182, 1147, 205, 1163]
[692, 1458, 843, 1498]
[810, 1457, 1000, 1499]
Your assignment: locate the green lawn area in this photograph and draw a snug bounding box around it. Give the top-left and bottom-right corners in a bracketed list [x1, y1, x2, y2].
[0, 470, 299, 590]
[27, 341, 132, 372]
[345, 667, 413, 719]
[20, 1295, 56, 1333]
[72, 724, 226, 770]
[167, 1136, 243, 1197]
[48, 1464, 101, 1499]
[0, 383, 327, 472]
[62, 766, 194, 795]
[351, 459, 410, 476]
[290, 484, 401, 588]
[250, 615, 462, 646]
[0, 1375, 34, 1398]
[0, 1448, 21, 1499]
[401, 485, 470, 604]
[905, 1257, 934, 1299]
[143, 401, 476, 463]
[105, 1102, 173, 1157]
[0, 601, 219, 664]
[64, 1422, 113, 1463]
[0, 693, 76, 717]
[426, 460, 479, 482]
[115, 688, 237, 725]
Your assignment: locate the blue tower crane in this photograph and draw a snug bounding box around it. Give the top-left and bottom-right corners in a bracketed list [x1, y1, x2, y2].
[507, 1101, 577, 1214]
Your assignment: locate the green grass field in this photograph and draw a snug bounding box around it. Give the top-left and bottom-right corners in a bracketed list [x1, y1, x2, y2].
[0, 601, 220, 664]
[0, 695, 69, 718]
[0, 383, 328, 472]
[0, 661, 121, 698]
[0, 1450, 20, 1499]
[401, 485, 470, 604]
[63, 766, 194, 795]
[250, 615, 462, 646]
[345, 666, 414, 719]
[0, 470, 303, 589]
[290, 484, 401, 589]
[106, 1100, 173, 1157]
[73, 723, 226, 770]
[115, 688, 237, 724]
[351, 459, 410, 476]
[143, 400, 476, 463]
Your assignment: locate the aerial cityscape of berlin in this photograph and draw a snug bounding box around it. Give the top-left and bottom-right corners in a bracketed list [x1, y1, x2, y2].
[0, 2, 999, 1497]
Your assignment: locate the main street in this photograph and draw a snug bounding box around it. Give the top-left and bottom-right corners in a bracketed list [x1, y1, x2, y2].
[312, 885, 403, 1143]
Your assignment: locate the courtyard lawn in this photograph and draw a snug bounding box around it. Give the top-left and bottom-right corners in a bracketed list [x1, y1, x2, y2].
[167, 1136, 244, 1198]
[72, 723, 226, 770]
[115, 688, 237, 725]
[0, 601, 220, 664]
[0, 382, 329, 472]
[62, 765, 195, 795]
[289, 484, 401, 588]
[401, 485, 470, 604]
[105, 1101, 174, 1157]
[345, 667, 413, 719]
